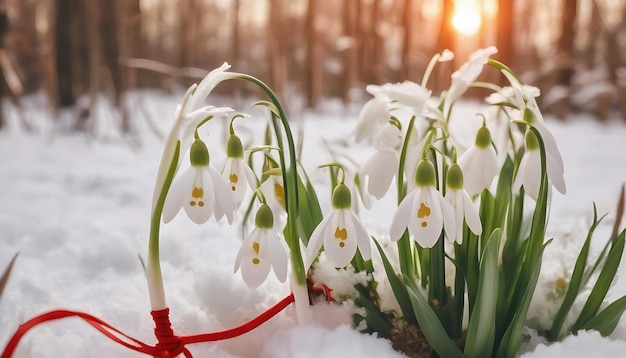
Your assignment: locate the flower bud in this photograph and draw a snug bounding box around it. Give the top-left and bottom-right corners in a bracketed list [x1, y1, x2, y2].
[255, 203, 274, 229]
[190, 139, 210, 166]
[475, 126, 492, 149]
[415, 160, 436, 187]
[332, 183, 352, 209]
[446, 163, 464, 191]
[525, 129, 539, 151]
[227, 134, 244, 158]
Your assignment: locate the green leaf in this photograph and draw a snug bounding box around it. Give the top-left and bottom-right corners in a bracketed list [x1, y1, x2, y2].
[373, 238, 417, 324]
[464, 229, 500, 358]
[548, 205, 604, 341]
[405, 279, 466, 358]
[0, 253, 18, 299]
[354, 283, 393, 338]
[580, 294, 626, 336]
[295, 172, 323, 246]
[496, 239, 552, 358]
[574, 230, 626, 329]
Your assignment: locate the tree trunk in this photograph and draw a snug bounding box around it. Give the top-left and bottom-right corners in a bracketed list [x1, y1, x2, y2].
[496, 0, 515, 70]
[342, 0, 358, 103]
[401, 0, 413, 80]
[556, 0, 577, 86]
[436, 0, 455, 90]
[55, 0, 75, 108]
[305, 0, 321, 108]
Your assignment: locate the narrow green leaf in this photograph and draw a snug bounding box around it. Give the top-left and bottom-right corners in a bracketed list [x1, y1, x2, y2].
[549, 205, 604, 341]
[405, 279, 466, 358]
[580, 294, 626, 336]
[354, 283, 393, 338]
[465, 229, 501, 358]
[0, 253, 19, 299]
[295, 173, 323, 245]
[574, 230, 626, 329]
[373, 238, 417, 324]
[496, 239, 552, 358]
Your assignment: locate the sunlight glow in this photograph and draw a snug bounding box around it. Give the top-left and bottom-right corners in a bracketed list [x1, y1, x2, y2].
[452, 0, 482, 36]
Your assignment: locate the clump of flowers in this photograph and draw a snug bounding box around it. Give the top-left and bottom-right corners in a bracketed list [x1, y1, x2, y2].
[3, 49, 625, 358]
[142, 49, 626, 357]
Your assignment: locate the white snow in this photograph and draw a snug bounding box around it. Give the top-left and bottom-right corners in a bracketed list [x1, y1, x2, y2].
[1, 93, 626, 357]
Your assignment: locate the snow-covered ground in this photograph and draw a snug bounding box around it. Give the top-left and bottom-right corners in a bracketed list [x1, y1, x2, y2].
[1, 93, 626, 357]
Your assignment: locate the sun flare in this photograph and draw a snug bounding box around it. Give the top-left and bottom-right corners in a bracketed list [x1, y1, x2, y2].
[452, 0, 482, 36]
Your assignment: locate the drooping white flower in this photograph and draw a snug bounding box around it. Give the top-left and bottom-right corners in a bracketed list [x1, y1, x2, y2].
[378, 81, 432, 116]
[390, 160, 455, 248]
[499, 70, 566, 191]
[306, 183, 371, 268]
[513, 130, 566, 200]
[152, 64, 238, 213]
[217, 133, 257, 209]
[360, 122, 402, 200]
[354, 92, 391, 143]
[445, 46, 498, 112]
[163, 139, 235, 224]
[234, 204, 288, 288]
[444, 164, 482, 244]
[458, 126, 499, 196]
[259, 173, 288, 231]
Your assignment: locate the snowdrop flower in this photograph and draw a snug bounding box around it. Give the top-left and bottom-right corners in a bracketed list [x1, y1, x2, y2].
[217, 132, 257, 209]
[306, 183, 371, 268]
[445, 46, 498, 112]
[360, 122, 402, 200]
[234, 203, 288, 288]
[458, 125, 499, 196]
[499, 70, 566, 190]
[152, 64, 238, 213]
[354, 87, 392, 143]
[513, 130, 566, 200]
[379, 81, 432, 116]
[390, 160, 455, 248]
[445, 164, 482, 244]
[163, 139, 235, 224]
[259, 172, 288, 231]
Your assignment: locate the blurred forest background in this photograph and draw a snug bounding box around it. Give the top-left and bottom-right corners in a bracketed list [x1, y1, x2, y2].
[1, 0, 626, 135]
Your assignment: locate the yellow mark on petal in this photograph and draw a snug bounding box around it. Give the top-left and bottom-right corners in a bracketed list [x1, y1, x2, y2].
[275, 183, 285, 209]
[192, 187, 204, 198]
[335, 227, 347, 240]
[421, 221, 428, 227]
[230, 173, 239, 184]
[231, 186, 236, 191]
[252, 258, 260, 265]
[417, 202, 431, 219]
[253, 242, 260, 254]
[556, 277, 566, 290]
[189, 201, 196, 206]
[339, 242, 345, 248]
[198, 201, 204, 207]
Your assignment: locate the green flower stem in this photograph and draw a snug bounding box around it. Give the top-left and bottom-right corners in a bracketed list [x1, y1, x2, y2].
[396, 116, 417, 279]
[235, 74, 309, 320]
[147, 141, 181, 310]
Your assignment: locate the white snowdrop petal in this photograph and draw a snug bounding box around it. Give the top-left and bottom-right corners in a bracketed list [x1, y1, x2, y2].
[351, 212, 372, 260]
[305, 215, 332, 268]
[355, 97, 390, 143]
[462, 192, 483, 236]
[533, 120, 564, 171]
[243, 161, 258, 192]
[267, 230, 289, 283]
[183, 169, 213, 224]
[241, 250, 271, 289]
[445, 191, 460, 244]
[324, 211, 358, 268]
[437, 190, 456, 244]
[522, 151, 542, 200]
[412, 189, 444, 248]
[210, 167, 234, 224]
[364, 151, 397, 199]
[547, 153, 567, 194]
[390, 191, 416, 241]
[162, 167, 195, 223]
[234, 229, 259, 273]
[187, 63, 232, 111]
[481, 148, 499, 192]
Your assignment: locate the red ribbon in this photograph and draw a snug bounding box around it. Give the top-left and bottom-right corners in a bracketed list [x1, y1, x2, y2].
[1, 293, 295, 358]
